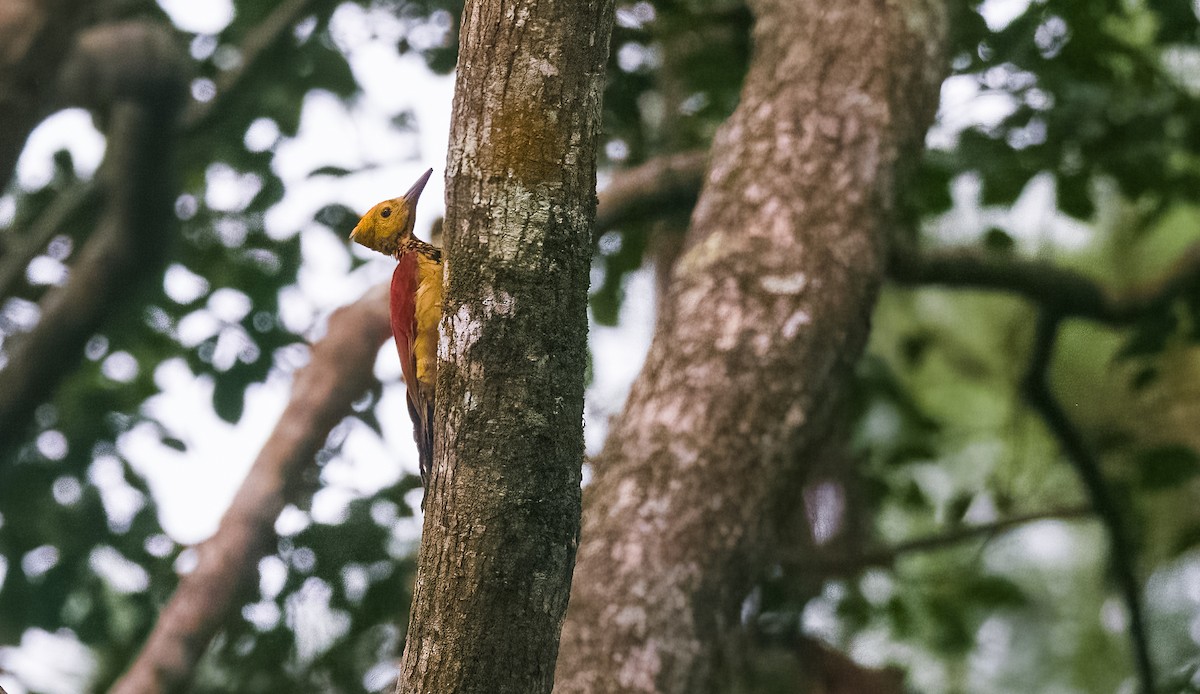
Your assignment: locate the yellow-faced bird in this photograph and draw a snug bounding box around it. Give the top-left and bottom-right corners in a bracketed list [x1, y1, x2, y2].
[349, 168, 442, 491]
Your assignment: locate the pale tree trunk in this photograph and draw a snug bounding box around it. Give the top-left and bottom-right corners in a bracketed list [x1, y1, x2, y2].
[556, 1, 948, 691]
[395, 0, 613, 691]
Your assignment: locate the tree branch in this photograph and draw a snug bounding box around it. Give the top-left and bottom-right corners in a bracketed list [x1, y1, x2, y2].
[0, 22, 188, 451]
[179, 0, 321, 134]
[0, 183, 98, 301]
[597, 152, 1200, 327]
[889, 244, 1200, 324]
[796, 505, 1093, 576]
[1022, 311, 1156, 694]
[556, 1, 950, 690]
[594, 150, 706, 235]
[109, 284, 392, 694]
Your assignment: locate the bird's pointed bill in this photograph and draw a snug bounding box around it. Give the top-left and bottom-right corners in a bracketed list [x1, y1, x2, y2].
[404, 168, 434, 207]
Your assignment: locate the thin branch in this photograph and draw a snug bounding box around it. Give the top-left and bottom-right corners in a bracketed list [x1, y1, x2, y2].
[0, 183, 98, 301]
[180, 0, 321, 134]
[594, 149, 706, 235]
[1022, 310, 1156, 694]
[796, 504, 1094, 576]
[109, 284, 392, 694]
[596, 150, 1200, 326]
[889, 244, 1200, 324]
[0, 36, 186, 449]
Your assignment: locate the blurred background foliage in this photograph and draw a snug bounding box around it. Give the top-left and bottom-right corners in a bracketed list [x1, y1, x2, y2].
[3, 0, 1200, 692]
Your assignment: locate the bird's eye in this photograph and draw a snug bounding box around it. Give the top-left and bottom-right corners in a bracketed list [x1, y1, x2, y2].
[381, 207, 392, 218]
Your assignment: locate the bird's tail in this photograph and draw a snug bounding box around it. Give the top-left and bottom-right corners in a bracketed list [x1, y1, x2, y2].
[408, 398, 434, 500]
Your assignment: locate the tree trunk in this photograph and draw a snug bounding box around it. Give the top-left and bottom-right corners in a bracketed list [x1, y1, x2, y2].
[555, 1, 948, 691]
[395, 0, 613, 691]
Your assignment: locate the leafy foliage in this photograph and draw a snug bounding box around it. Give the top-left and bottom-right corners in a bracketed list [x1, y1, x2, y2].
[0, 0, 451, 690]
[4, 0, 1200, 692]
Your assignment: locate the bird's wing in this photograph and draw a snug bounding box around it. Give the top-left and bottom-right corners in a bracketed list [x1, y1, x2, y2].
[391, 254, 433, 487]
[390, 254, 420, 406]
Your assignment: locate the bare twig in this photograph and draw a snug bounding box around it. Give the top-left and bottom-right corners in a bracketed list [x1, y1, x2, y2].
[109, 284, 392, 694]
[594, 150, 706, 234]
[180, 0, 321, 133]
[0, 184, 98, 301]
[889, 244, 1200, 325]
[1023, 311, 1155, 694]
[796, 505, 1093, 576]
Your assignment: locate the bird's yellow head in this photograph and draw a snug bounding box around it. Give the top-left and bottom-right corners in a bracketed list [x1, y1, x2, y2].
[349, 168, 433, 256]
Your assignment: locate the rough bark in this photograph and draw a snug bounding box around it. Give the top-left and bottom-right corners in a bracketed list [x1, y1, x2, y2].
[109, 285, 392, 694]
[395, 0, 613, 691]
[0, 21, 188, 452]
[555, 1, 948, 691]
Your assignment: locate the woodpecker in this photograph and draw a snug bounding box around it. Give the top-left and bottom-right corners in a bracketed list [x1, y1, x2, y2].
[349, 168, 441, 492]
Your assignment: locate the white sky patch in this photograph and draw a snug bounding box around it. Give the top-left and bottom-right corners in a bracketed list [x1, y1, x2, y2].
[121, 365, 291, 543]
[311, 486, 355, 525]
[927, 172, 1091, 250]
[978, 0, 1034, 32]
[781, 310, 811, 339]
[207, 287, 252, 323]
[204, 163, 262, 213]
[1005, 521, 1080, 565]
[15, 110, 105, 190]
[164, 263, 211, 304]
[176, 309, 221, 348]
[286, 577, 351, 664]
[89, 546, 151, 593]
[0, 629, 97, 694]
[25, 256, 68, 286]
[927, 75, 1020, 151]
[321, 416, 413, 496]
[156, 0, 233, 34]
[585, 268, 655, 456]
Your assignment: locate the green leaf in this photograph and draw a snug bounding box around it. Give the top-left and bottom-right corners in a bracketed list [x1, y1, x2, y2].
[314, 203, 358, 230]
[1136, 444, 1200, 489]
[161, 437, 187, 452]
[1057, 171, 1095, 219]
[982, 227, 1016, 253]
[307, 165, 355, 178]
[212, 376, 246, 423]
[966, 575, 1029, 609]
